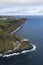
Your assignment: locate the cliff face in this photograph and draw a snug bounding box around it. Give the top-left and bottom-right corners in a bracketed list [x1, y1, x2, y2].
[0, 16, 33, 56]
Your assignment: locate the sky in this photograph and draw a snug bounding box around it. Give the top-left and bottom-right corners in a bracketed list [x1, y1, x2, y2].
[0, 0, 43, 15]
[0, 0, 43, 5]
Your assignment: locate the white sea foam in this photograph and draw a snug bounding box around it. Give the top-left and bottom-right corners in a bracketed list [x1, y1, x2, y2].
[3, 44, 36, 57]
[21, 44, 36, 53]
[3, 53, 20, 57]
[11, 25, 23, 34]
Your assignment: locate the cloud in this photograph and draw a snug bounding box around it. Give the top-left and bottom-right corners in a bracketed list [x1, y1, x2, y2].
[0, 0, 43, 5]
[0, 5, 43, 15]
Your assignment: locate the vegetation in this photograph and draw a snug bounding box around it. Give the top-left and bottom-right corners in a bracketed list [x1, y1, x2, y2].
[0, 16, 27, 53]
[0, 16, 32, 55]
[0, 16, 27, 33]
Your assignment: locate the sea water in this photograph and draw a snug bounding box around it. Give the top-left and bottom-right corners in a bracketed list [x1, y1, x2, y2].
[0, 16, 43, 65]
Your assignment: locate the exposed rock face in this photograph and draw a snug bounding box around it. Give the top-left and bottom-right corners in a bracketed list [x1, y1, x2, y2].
[13, 39, 33, 53]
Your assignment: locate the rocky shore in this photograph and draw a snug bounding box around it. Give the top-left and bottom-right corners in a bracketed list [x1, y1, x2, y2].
[0, 39, 34, 57]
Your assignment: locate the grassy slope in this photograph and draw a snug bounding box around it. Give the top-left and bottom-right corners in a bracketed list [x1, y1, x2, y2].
[0, 29, 15, 53]
[0, 16, 26, 53]
[0, 17, 27, 33]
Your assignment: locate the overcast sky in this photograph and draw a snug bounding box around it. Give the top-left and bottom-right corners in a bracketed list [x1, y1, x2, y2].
[0, 0, 43, 5]
[0, 0, 43, 15]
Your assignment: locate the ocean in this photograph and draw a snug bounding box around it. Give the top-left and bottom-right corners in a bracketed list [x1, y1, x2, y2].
[0, 16, 43, 65]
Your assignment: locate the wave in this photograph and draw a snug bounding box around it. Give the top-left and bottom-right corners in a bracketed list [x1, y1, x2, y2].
[21, 43, 36, 53]
[3, 44, 36, 57]
[11, 25, 23, 34]
[3, 53, 20, 57]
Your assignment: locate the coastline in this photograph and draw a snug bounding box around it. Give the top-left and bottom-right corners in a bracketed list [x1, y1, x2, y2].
[11, 24, 23, 34]
[0, 43, 36, 57]
[0, 17, 36, 58]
